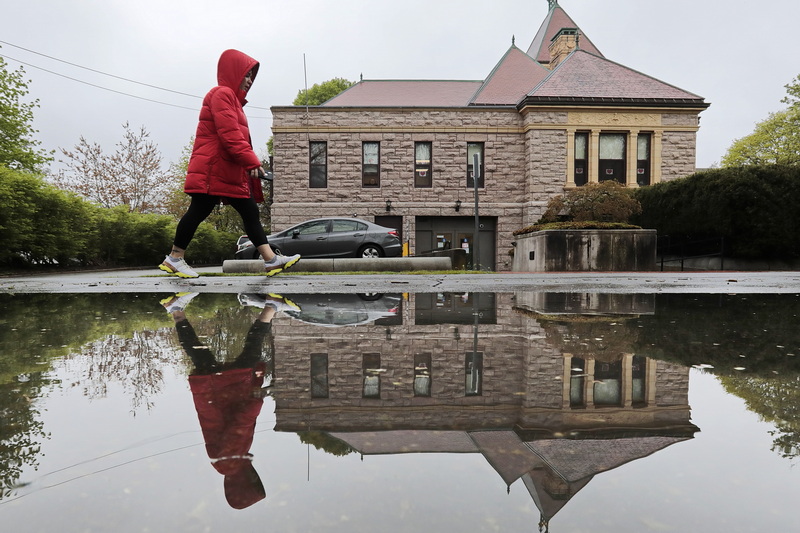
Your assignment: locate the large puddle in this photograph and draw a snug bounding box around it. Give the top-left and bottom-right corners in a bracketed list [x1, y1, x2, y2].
[0, 291, 798, 532]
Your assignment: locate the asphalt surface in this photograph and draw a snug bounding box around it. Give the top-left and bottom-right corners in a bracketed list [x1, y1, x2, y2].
[1, 267, 799, 294]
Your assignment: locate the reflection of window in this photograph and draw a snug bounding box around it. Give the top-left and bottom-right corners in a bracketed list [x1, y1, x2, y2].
[363, 353, 381, 398]
[362, 142, 380, 188]
[415, 142, 432, 188]
[637, 134, 652, 187]
[569, 357, 586, 407]
[466, 142, 484, 188]
[311, 353, 329, 398]
[414, 353, 432, 397]
[593, 360, 622, 406]
[599, 133, 626, 184]
[632, 355, 647, 406]
[574, 132, 588, 186]
[309, 141, 327, 188]
[465, 352, 483, 396]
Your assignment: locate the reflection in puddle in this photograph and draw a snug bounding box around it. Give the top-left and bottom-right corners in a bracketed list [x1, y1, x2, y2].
[0, 292, 798, 531]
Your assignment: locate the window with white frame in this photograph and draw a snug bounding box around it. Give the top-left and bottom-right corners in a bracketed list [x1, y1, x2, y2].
[362, 141, 380, 188]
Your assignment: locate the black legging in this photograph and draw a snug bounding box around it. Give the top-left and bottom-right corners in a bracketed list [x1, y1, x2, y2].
[174, 193, 268, 250]
[176, 318, 274, 375]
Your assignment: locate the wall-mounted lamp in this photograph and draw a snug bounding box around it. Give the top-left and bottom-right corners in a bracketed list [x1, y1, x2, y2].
[454, 199, 461, 212]
[385, 199, 392, 212]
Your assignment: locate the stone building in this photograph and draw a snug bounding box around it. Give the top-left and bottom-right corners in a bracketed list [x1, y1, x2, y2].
[270, 0, 709, 271]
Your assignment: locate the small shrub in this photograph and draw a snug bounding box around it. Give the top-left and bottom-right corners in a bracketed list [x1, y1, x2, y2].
[541, 181, 642, 224]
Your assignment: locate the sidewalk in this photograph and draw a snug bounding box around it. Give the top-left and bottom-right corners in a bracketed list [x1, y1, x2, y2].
[1, 268, 799, 294]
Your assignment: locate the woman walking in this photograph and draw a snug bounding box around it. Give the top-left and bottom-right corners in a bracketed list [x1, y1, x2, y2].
[159, 49, 299, 278]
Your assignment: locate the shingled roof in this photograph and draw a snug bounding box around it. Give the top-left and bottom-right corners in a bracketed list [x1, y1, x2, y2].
[323, 79, 483, 107]
[320, 1, 706, 110]
[469, 44, 551, 105]
[523, 49, 709, 107]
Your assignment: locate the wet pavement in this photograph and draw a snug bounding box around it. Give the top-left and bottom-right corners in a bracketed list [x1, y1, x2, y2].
[1, 269, 799, 532]
[1, 267, 800, 294]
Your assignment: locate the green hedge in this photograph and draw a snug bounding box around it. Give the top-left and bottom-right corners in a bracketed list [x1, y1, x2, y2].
[0, 167, 237, 268]
[633, 165, 800, 259]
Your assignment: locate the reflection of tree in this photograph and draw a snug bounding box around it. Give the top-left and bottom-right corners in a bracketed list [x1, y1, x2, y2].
[633, 294, 800, 463]
[0, 293, 233, 499]
[0, 373, 51, 500]
[297, 431, 355, 457]
[518, 309, 641, 361]
[632, 294, 800, 375]
[57, 329, 183, 412]
[720, 375, 800, 461]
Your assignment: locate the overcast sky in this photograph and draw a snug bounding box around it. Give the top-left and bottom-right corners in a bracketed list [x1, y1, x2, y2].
[2, 0, 798, 172]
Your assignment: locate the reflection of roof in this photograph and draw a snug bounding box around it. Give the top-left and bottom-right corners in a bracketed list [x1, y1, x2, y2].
[329, 430, 478, 454]
[528, 436, 691, 483]
[328, 427, 694, 523]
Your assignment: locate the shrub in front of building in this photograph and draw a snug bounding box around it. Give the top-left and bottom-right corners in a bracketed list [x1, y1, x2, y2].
[633, 165, 800, 259]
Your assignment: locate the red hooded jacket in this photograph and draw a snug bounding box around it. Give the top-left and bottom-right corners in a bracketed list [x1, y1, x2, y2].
[184, 49, 264, 202]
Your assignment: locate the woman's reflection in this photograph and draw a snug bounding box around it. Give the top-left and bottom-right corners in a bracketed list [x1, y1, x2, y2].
[161, 292, 293, 509]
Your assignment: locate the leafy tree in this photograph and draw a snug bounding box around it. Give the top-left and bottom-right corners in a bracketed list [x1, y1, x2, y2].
[722, 75, 800, 167]
[0, 56, 51, 172]
[53, 122, 171, 213]
[293, 77, 355, 106]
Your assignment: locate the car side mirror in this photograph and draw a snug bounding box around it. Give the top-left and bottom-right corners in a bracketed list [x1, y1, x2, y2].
[292, 230, 300, 239]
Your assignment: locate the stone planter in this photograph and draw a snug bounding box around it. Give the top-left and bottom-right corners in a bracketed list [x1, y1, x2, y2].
[512, 229, 657, 272]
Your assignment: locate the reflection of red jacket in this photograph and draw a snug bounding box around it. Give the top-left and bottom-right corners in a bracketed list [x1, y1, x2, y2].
[184, 49, 263, 201]
[189, 365, 265, 475]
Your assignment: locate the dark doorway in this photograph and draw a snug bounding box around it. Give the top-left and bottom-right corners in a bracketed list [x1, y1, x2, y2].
[415, 216, 496, 270]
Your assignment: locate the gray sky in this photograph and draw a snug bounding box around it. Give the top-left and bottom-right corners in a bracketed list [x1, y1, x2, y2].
[2, 0, 798, 171]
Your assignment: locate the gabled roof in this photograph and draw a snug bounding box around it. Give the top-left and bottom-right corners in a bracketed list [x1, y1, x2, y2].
[470, 45, 551, 105]
[524, 49, 709, 107]
[526, 1, 602, 63]
[323, 79, 483, 107]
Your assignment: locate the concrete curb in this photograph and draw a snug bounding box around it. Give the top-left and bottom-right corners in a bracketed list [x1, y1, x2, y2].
[222, 256, 452, 273]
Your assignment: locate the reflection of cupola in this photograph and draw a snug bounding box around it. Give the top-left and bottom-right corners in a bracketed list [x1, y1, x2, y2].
[548, 27, 579, 69]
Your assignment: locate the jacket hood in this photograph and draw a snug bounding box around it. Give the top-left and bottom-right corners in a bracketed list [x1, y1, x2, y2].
[217, 49, 259, 101]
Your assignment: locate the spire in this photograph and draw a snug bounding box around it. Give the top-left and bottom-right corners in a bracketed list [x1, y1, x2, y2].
[512, 35, 516, 46]
[548, 0, 559, 9]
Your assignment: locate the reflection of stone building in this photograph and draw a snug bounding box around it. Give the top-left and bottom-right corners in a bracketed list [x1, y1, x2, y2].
[271, 292, 698, 527]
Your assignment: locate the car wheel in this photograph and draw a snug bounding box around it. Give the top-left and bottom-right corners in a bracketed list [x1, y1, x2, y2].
[272, 247, 282, 256]
[359, 245, 383, 258]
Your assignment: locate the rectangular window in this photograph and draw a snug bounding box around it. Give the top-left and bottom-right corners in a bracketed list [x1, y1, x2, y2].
[309, 141, 327, 188]
[637, 134, 652, 186]
[363, 353, 381, 398]
[574, 132, 588, 186]
[466, 142, 484, 188]
[414, 142, 432, 188]
[362, 141, 380, 188]
[569, 357, 586, 407]
[310, 353, 329, 398]
[414, 353, 432, 397]
[593, 360, 622, 407]
[632, 355, 647, 406]
[599, 133, 626, 184]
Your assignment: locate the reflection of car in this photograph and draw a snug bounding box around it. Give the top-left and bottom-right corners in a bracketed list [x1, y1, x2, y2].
[235, 217, 402, 260]
[281, 293, 402, 327]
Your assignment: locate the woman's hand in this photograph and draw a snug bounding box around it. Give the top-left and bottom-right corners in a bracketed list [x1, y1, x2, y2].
[249, 166, 266, 178]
